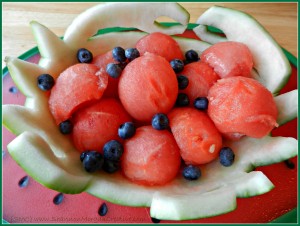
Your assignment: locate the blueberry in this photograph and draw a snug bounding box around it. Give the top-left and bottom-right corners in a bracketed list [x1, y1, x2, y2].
[170, 59, 184, 73]
[182, 165, 201, 180]
[219, 147, 235, 167]
[106, 63, 122, 78]
[82, 151, 104, 173]
[152, 113, 169, 130]
[194, 97, 209, 110]
[77, 48, 93, 63]
[103, 140, 124, 161]
[125, 48, 140, 61]
[112, 46, 126, 62]
[185, 50, 199, 62]
[118, 122, 136, 139]
[102, 159, 120, 174]
[80, 151, 89, 162]
[177, 75, 189, 90]
[37, 74, 55, 91]
[59, 120, 73, 134]
[176, 93, 189, 107]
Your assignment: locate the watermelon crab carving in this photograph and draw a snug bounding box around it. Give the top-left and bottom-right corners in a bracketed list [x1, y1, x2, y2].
[2, 3, 298, 220]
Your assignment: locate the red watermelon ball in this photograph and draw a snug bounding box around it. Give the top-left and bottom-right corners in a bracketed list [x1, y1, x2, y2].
[135, 32, 184, 61]
[168, 107, 223, 165]
[92, 50, 120, 99]
[118, 53, 178, 122]
[179, 61, 220, 103]
[121, 126, 181, 186]
[48, 63, 108, 124]
[208, 76, 278, 140]
[72, 98, 132, 153]
[201, 41, 254, 79]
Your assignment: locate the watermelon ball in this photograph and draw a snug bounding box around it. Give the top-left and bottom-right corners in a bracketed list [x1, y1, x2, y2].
[103, 140, 124, 162]
[125, 48, 140, 61]
[179, 61, 220, 104]
[121, 126, 181, 186]
[151, 113, 169, 130]
[119, 53, 178, 122]
[182, 165, 201, 181]
[82, 151, 104, 173]
[112, 46, 126, 63]
[208, 76, 278, 139]
[201, 41, 253, 78]
[92, 51, 119, 98]
[37, 74, 55, 91]
[48, 63, 108, 124]
[177, 75, 189, 90]
[194, 97, 209, 111]
[77, 48, 93, 63]
[59, 120, 73, 135]
[102, 160, 120, 174]
[185, 50, 199, 63]
[72, 98, 131, 153]
[118, 122, 136, 139]
[135, 32, 184, 61]
[106, 63, 122, 78]
[176, 93, 189, 107]
[219, 147, 235, 167]
[169, 108, 223, 165]
[170, 59, 184, 73]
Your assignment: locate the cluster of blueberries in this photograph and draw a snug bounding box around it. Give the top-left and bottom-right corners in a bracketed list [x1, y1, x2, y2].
[80, 122, 136, 173]
[171, 50, 210, 111]
[106, 46, 140, 78]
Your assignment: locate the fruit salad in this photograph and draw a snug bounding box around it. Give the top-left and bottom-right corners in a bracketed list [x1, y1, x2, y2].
[3, 2, 298, 221]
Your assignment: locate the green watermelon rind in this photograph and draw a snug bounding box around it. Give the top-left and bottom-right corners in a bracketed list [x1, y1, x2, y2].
[2, 3, 298, 221]
[63, 2, 190, 49]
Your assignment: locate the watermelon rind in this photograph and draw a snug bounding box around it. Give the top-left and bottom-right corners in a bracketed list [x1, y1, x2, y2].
[274, 90, 298, 125]
[63, 2, 190, 49]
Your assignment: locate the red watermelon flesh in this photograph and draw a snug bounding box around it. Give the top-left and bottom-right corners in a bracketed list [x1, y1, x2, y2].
[179, 61, 219, 103]
[48, 63, 108, 124]
[201, 41, 253, 79]
[135, 32, 184, 61]
[118, 53, 178, 122]
[208, 76, 278, 139]
[168, 107, 222, 165]
[2, 30, 298, 223]
[121, 126, 181, 186]
[72, 98, 131, 153]
[92, 51, 120, 99]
